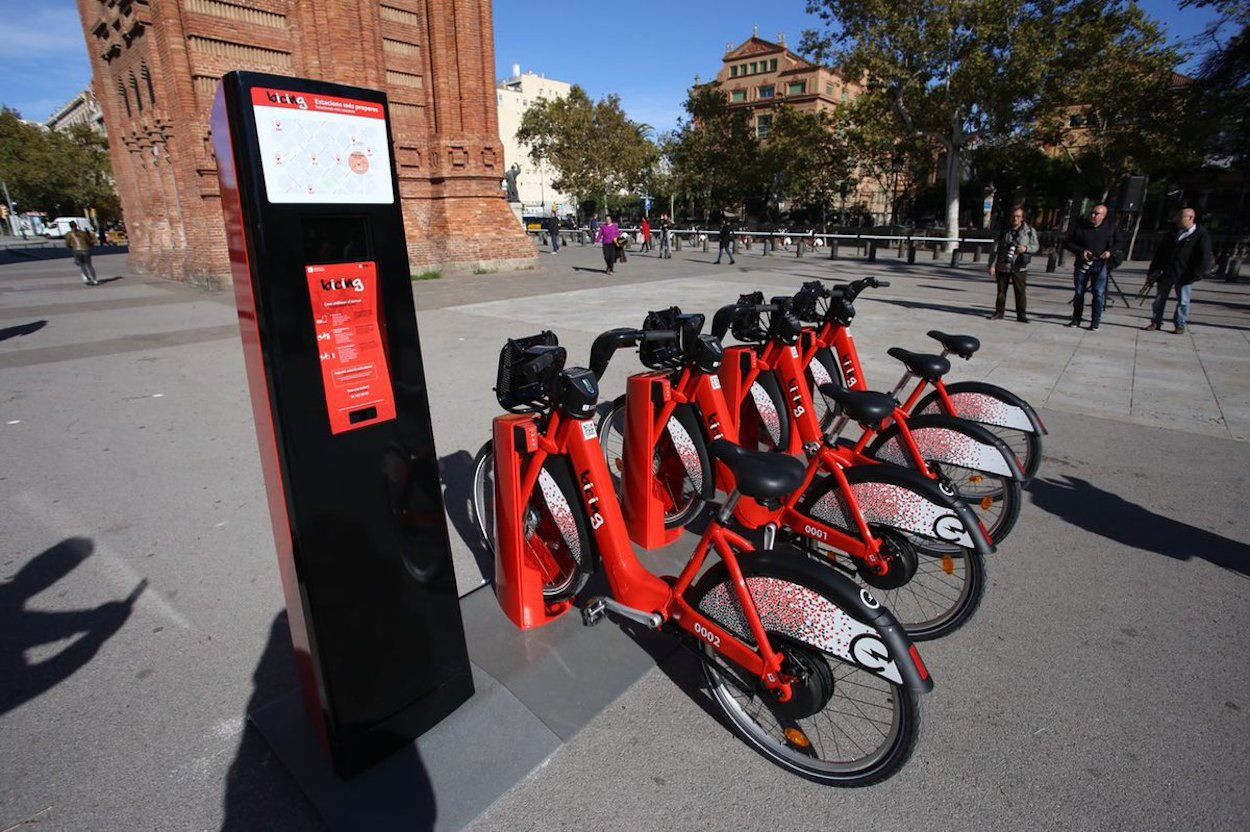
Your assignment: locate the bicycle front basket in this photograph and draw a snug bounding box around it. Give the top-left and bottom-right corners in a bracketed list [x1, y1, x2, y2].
[495, 331, 566, 413]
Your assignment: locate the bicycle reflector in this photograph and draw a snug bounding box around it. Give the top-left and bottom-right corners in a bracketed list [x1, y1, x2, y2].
[495, 331, 566, 413]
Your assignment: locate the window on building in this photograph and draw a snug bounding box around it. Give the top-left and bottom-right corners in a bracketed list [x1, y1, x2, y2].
[826, 82, 834, 96]
[758, 85, 774, 100]
[788, 82, 805, 95]
[750, 61, 758, 74]
[769, 59, 777, 71]
[1069, 113, 1084, 128]
[757, 114, 773, 138]
[840, 89, 849, 102]
[731, 89, 746, 102]
[731, 65, 739, 77]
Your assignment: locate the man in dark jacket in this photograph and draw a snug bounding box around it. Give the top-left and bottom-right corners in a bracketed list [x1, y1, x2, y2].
[1064, 204, 1121, 331]
[1145, 208, 1212, 334]
[714, 219, 736, 265]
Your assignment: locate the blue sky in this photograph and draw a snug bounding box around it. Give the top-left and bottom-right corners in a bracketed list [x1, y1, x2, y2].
[0, 0, 1225, 129]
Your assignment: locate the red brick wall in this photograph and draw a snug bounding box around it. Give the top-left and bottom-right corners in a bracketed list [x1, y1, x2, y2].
[76, 0, 535, 286]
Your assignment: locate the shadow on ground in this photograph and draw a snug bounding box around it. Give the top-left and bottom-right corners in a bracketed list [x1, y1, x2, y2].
[0, 537, 143, 716]
[1027, 475, 1250, 577]
[0, 320, 47, 341]
[440, 450, 494, 587]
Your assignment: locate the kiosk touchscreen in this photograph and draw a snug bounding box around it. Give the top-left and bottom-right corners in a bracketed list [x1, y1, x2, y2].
[212, 71, 473, 776]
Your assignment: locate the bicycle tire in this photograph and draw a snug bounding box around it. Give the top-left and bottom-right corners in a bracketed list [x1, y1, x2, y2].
[912, 382, 1044, 481]
[807, 347, 843, 433]
[596, 397, 711, 529]
[688, 552, 921, 786]
[470, 441, 592, 601]
[736, 372, 791, 454]
[863, 416, 1025, 547]
[797, 472, 988, 639]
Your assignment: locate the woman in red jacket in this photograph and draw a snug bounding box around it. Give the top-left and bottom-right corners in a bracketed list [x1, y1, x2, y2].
[640, 217, 652, 252]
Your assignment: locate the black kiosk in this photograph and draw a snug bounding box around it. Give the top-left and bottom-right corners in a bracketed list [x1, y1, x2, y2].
[211, 71, 473, 776]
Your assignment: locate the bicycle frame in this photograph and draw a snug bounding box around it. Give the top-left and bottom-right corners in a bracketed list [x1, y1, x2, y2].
[617, 355, 895, 573]
[493, 407, 796, 699]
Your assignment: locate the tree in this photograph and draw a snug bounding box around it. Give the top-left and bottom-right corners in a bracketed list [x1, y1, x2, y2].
[801, 0, 1184, 244]
[516, 86, 657, 212]
[665, 86, 761, 218]
[1034, 3, 1195, 200]
[0, 107, 119, 222]
[759, 106, 854, 226]
[1185, 0, 1250, 181]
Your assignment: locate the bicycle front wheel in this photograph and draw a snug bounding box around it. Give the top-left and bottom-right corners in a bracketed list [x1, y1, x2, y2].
[597, 397, 710, 529]
[690, 561, 921, 786]
[470, 441, 591, 601]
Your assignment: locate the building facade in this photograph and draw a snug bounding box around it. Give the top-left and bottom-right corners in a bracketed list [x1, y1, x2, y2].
[712, 34, 892, 222]
[75, 0, 535, 285]
[496, 67, 573, 214]
[45, 90, 108, 136]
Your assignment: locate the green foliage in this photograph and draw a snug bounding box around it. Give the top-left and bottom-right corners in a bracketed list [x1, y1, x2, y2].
[801, 0, 1188, 231]
[664, 86, 761, 216]
[759, 107, 854, 220]
[1183, 0, 1250, 175]
[516, 87, 658, 207]
[0, 108, 119, 220]
[410, 270, 441, 281]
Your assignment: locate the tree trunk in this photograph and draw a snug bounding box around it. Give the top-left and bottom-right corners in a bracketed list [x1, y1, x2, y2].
[944, 147, 961, 253]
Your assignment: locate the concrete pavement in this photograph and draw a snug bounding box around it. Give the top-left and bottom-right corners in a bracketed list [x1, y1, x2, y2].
[1, 242, 1247, 830]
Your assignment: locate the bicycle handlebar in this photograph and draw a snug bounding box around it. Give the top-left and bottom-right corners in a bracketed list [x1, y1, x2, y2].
[589, 327, 679, 381]
[711, 302, 778, 340]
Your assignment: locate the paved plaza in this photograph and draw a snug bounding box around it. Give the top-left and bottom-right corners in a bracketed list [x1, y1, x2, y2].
[2, 242, 1248, 830]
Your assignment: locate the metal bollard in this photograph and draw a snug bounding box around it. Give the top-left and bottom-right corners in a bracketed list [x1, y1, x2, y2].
[829, 239, 838, 259]
[1046, 252, 1057, 273]
[949, 248, 961, 267]
[931, 244, 939, 260]
[972, 244, 981, 263]
[907, 242, 917, 264]
[867, 241, 877, 263]
[797, 239, 804, 257]
[1056, 247, 1065, 267]
[702, 236, 709, 253]
[732, 238, 739, 254]
[764, 234, 771, 256]
[675, 234, 682, 251]
[745, 236, 752, 250]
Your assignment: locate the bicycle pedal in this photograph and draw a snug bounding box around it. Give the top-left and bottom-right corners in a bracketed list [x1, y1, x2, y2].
[582, 598, 607, 627]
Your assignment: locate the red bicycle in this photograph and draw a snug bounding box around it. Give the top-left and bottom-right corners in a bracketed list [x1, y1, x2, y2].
[479, 330, 932, 785]
[709, 292, 1025, 550]
[595, 308, 997, 639]
[791, 278, 1046, 481]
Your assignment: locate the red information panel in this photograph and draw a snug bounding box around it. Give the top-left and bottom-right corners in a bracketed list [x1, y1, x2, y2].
[306, 261, 396, 435]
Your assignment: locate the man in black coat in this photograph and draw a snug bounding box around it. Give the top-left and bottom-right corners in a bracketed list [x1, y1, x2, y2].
[714, 219, 736, 265]
[1145, 208, 1212, 334]
[1064, 203, 1121, 331]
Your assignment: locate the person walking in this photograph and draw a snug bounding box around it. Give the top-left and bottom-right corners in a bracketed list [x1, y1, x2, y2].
[987, 206, 1038, 322]
[594, 214, 620, 275]
[1145, 207, 1212, 334]
[658, 214, 672, 259]
[548, 211, 560, 253]
[65, 221, 98, 286]
[714, 218, 736, 265]
[640, 217, 652, 253]
[1063, 203, 1121, 331]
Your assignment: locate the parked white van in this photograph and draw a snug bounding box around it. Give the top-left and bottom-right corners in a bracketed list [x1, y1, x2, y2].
[44, 217, 94, 239]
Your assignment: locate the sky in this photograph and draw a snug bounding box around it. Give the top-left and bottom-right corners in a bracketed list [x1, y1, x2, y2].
[0, 0, 1226, 129]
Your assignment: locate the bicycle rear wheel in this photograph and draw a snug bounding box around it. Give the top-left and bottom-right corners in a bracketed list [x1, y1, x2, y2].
[690, 560, 921, 786]
[470, 441, 591, 601]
